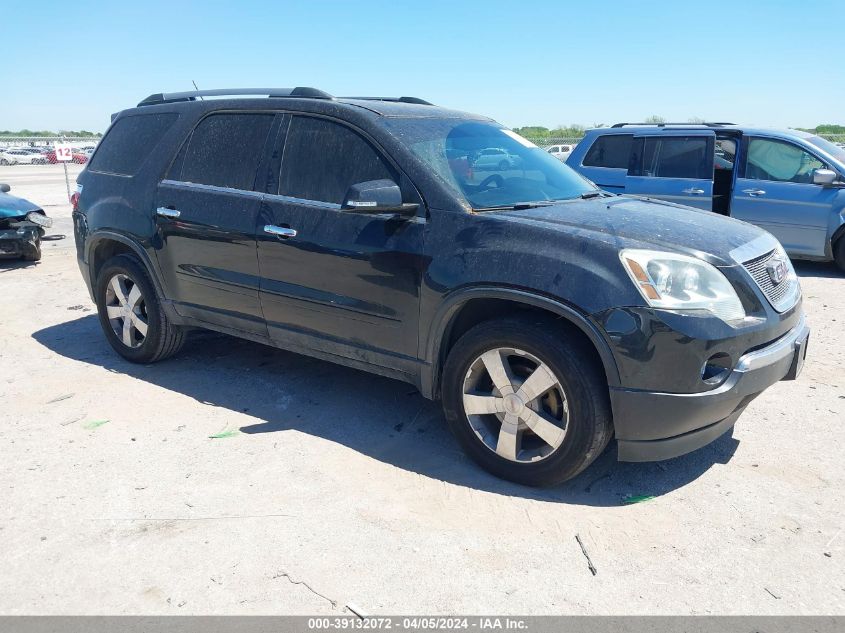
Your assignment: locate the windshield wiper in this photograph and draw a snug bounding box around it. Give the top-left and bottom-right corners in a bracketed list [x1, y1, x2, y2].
[474, 201, 557, 212]
[579, 191, 605, 199]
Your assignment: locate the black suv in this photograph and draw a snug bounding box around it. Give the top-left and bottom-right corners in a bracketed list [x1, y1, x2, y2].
[73, 88, 809, 486]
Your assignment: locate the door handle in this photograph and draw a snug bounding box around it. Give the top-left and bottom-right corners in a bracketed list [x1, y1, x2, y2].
[264, 225, 297, 239]
[682, 188, 705, 195]
[156, 207, 181, 219]
[742, 189, 766, 197]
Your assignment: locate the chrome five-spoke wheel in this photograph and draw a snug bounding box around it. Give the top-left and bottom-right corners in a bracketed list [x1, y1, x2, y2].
[104, 273, 149, 348]
[462, 347, 569, 463]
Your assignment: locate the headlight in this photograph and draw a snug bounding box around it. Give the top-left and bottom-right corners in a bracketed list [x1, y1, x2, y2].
[26, 211, 52, 228]
[620, 249, 746, 323]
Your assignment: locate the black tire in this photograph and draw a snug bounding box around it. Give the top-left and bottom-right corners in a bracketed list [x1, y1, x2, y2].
[834, 237, 845, 273]
[21, 236, 42, 261]
[95, 254, 185, 363]
[441, 316, 613, 487]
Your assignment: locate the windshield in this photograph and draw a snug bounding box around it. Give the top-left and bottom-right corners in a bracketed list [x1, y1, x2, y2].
[385, 119, 596, 209]
[805, 135, 845, 165]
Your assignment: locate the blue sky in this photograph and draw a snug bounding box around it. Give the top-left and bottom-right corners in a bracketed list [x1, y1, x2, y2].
[4, 0, 843, 132]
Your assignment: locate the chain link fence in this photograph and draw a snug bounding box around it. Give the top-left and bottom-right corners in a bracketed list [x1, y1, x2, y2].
[1, 131, 843, 166]
[821, 134, 845, 145]
[524, 136, 583, 149]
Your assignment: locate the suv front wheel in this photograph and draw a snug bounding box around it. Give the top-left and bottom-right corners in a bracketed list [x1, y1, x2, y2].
[95, 254, 185, 363]
[441, 316, 613, 486]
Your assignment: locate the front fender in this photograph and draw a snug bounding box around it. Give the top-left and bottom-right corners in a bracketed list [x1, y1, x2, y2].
[420, 285, 621, 399]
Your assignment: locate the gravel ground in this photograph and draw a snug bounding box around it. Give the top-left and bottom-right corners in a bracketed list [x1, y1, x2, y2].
[0, 165, 842, 615]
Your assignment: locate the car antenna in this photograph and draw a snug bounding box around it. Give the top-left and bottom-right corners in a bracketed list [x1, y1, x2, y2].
[192, 80, 203, 100]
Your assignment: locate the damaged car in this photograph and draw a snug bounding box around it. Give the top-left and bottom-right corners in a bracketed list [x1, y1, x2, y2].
[0, 183, 52, 261]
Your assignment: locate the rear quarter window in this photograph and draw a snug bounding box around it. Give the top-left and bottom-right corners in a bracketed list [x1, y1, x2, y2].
[582, 134, 633, 169]
[88, 113, 179, 176]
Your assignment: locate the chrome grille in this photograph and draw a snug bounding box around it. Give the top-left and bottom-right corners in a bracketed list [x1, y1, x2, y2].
[742, 249, 800, 312]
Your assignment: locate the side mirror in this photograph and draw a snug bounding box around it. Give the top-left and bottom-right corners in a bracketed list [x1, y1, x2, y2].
[341, 179, 417, 215]
[0, 183, 10, 193]
[812, 168, 838, 186]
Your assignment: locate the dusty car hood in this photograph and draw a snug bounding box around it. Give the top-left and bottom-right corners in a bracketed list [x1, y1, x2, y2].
[492, 195, 768, 266]
[0, 192, 41, 219]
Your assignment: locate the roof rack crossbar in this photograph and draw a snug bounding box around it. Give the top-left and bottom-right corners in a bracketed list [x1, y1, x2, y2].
[137, 87, 333, 107]
[611, 122, 735, 128]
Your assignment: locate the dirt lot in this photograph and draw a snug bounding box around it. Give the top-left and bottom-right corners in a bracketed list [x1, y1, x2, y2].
[0, 164, 843, 615]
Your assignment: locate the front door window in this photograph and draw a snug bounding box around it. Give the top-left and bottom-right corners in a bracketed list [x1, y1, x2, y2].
[745, 138, 826, 184]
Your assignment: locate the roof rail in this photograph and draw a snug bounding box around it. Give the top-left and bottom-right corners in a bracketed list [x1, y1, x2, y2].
[137, 87, 333, 107]
[611, 122, 735, 128]
[343, 96, 434, 106]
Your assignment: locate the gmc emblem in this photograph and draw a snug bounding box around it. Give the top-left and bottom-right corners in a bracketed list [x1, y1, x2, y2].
[767, 257, 788, 285]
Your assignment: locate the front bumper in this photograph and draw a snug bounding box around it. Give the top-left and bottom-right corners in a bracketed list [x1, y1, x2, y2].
[0, 224, 41, 258]
[611, 314, 810, 462]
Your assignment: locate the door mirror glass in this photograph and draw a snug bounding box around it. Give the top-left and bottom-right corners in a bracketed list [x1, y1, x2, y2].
[341, 179, 416, 215]
[812, 168, 838, 186]
[0, 183, 10, 193]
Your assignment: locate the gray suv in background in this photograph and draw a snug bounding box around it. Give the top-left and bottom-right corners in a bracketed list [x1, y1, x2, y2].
[567, 123, 845, 271]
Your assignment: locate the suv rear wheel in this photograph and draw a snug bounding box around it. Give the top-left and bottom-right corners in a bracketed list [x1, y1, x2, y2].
[95, 254, 185, 363]
[441, 316, 613, 486]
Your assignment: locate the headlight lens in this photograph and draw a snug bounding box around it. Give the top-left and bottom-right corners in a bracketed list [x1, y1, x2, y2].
[26, 211, 52, 228]
[620, 249, 746, 323]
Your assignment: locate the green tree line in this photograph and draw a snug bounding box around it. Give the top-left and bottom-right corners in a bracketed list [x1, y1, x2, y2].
[0, 130, 102, 138]
[796, 124, 845, 134]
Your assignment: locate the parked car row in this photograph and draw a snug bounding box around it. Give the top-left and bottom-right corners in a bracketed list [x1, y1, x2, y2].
[0, 148, 48, 165]
[0, 146, 94, 165]
[546, 143, 576, 161]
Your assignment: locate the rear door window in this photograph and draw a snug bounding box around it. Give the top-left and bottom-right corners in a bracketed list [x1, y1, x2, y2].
[635, 136, 712, 179]
[582, 134, 633, 168]
[178, 113, 275, 191]
[88, 113, 179, 176]
[279, 116, 396, 204]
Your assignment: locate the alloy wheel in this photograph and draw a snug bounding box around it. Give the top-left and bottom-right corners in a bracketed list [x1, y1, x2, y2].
[104, 273, 149, 348]
[462, 347, 569, 463]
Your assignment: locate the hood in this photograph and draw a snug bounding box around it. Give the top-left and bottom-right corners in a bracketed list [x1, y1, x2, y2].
[489, 196, 767, 266]
[0, 192, 41, 219]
